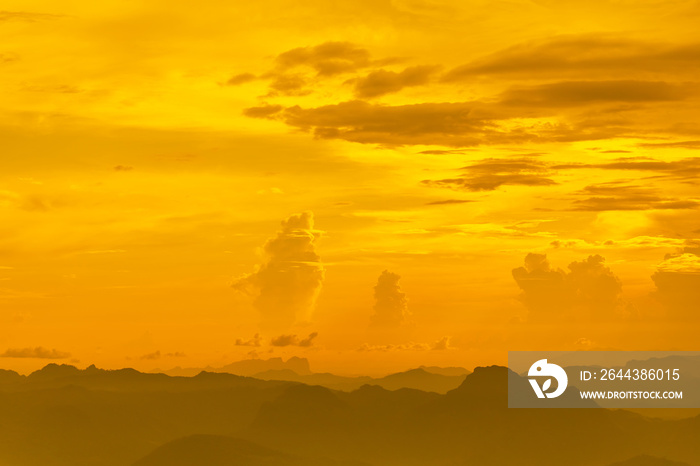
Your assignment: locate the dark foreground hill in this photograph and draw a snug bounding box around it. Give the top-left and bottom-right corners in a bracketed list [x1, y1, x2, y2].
[0, 364, 698, 466]
[244, 366, 700, 466]
[132, 434, 370, 466]
[607, 455, 691, 466]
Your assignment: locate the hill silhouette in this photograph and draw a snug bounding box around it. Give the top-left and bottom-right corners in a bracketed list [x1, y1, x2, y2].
[132, 434, 370, 466]
[158, 357, 468, 393]
[159, 357, 312, 377]
[418, 365, 470, 376]
[0, 363, 698, 466]
[251, 366, 466, 393]
[607, 455, 691, 466]
[244, 366, 700, 466]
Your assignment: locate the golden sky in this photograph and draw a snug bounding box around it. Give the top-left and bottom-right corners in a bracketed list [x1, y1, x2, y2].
[1, 0, 700, 375]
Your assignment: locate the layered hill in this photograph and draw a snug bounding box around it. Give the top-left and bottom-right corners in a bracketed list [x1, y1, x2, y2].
[157, 357, 469, 393]
[0, 364, 698, 466]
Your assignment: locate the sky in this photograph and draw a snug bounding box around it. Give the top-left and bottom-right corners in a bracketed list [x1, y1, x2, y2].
[1, 0, 700, 375]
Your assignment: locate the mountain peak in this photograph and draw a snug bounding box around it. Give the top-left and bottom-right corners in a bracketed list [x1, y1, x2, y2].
[28, 363, 81, 380]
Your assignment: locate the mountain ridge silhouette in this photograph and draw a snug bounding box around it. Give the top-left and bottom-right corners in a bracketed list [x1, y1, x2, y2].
[0, 363, 698, 466]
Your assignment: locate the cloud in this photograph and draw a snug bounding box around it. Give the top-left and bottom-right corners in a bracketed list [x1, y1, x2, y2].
[370, 270, 410, 327]
[431, 336, 453, 351]
[639, 140, 700, 149]
[238, 39, 700, 148]
[140, 351, 161, 360]
[266, 74, 310, 96]
[1, 53, 19, 65]
[442, 36, 700, 81]
[226, 73, 257, 86]
[417, 149, 469, 155]
[351, 65, 438, 98]
[270, 332, 318, 347]
[553, 157, 700, 183]
[549, 236, 687, 251]
[425, 199, 473, 205]
[500, 81, 693, 107]
[233, 42, 405, 97]
[232, 212, 325, 330]
[392, 221, 556, 239]
[358, 342, 428, 352]
[241, 97, 626, 147]
[512, 253, 622, 321]
[357, 337, 452, 352]
[235, 333, 262, 347]
[1, 347, 70, 359]
[243, 104, 285, 118]
[567, 255, 623, 312]
[20, 84, 82, 94]
[243, 100, 493, 147]
[423, 158, 556, 191]
[275, 41, 372, 76]
[114, 165, 133, 171]
[0, 11, 64, 22]
[677, 240, 700, 256]
[651, 251, 700, 320]
[512, 253, 569, 318]
[140, 350, 185, 360]
[572, 183, 699, 211]
[657, 252, 700, 273]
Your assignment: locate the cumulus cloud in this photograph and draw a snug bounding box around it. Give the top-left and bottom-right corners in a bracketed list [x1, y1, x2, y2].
[651, 248, 700, 320]
[370, 270, 410, 327]
[1, 347, 70, 359]
[232, 212, 324, 330]
[270, 332, 318, 347]
[512, 254, 569, 318]
[431, 336, 453, 351]
[512, 253, 623, 321]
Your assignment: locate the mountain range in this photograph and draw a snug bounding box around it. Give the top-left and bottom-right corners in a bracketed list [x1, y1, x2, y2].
[0, 363, 697, 466]
[155, 357, 470, 393]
